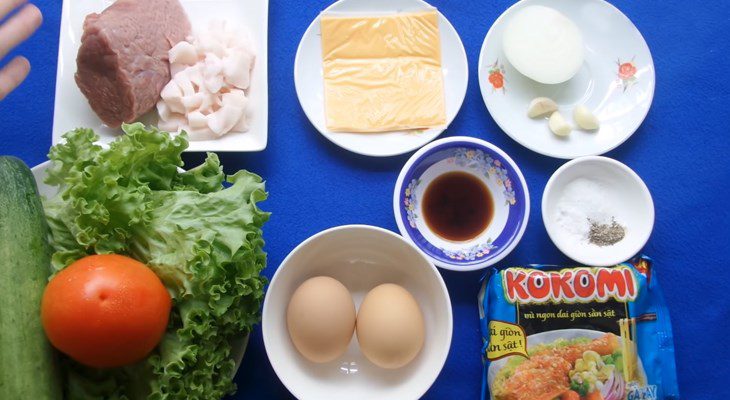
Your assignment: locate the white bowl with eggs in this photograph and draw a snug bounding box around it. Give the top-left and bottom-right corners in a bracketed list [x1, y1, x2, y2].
[262, 225, 452, 400]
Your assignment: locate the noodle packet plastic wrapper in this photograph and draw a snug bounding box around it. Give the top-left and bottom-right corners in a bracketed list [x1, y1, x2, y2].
[478, 256, 679, 400]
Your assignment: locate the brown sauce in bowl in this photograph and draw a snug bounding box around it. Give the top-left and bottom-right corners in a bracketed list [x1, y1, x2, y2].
[422, 171, 493, 242]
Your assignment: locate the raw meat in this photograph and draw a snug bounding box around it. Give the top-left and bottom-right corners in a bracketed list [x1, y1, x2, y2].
[75, 0, 191, 127]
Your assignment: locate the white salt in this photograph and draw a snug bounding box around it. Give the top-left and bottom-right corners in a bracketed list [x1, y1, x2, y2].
[553, 178, 625, 244]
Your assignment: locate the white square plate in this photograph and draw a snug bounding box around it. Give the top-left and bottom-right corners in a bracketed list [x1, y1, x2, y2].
[52, 0, 268, 152]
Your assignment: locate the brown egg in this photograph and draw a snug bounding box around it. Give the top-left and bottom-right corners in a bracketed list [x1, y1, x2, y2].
[356, 283, 425, 369]
[286, 276, 356, 363]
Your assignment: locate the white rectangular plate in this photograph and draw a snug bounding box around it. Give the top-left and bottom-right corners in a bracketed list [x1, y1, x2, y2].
[52, 0, 268, 152]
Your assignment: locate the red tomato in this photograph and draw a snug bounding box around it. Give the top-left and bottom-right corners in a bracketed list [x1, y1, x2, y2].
[41, 254, 171, 368]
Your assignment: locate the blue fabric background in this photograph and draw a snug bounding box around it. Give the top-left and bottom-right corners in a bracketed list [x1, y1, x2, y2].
[1, 0, 728, 398]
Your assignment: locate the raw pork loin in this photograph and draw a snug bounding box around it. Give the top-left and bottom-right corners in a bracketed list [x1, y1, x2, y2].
[75, 0, 191, 127]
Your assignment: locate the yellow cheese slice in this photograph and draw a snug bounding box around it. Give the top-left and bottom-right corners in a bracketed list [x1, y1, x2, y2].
[320, 11, 447, 133]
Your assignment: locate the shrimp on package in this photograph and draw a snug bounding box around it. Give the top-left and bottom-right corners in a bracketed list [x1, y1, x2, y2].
[478, 256, 679, 400]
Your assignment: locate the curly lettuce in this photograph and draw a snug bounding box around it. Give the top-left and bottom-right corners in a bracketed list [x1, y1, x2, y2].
[43, 123, 269, 400]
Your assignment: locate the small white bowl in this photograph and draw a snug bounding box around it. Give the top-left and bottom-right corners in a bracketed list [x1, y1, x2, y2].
[262, 225, 452, 400]
[542, 156, 654, 266]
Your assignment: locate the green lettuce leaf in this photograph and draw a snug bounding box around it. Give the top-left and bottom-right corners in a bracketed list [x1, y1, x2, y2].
[43, 124, 269, 400]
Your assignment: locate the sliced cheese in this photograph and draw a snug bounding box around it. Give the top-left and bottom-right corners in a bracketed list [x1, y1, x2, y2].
[320, 11, 446, 132]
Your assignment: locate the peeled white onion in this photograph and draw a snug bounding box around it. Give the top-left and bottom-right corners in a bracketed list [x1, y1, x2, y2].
[502, 5, 584, 84]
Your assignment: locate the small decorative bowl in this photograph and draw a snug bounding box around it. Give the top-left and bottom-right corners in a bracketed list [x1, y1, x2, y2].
[393, 137, 530, 271]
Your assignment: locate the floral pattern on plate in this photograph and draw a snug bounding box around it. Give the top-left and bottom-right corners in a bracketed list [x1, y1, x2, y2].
[450, 147, 517, 206]
[487, 59, 506, 93]
[402, 147, 523, 261]
[441, 240, 497, 261]
[404, 178, 421, 228]
[617, 56, 638, 92]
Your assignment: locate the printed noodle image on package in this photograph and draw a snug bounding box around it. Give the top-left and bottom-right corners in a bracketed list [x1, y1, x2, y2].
[319, 10, 447, 132]
[478, 256, 679, 400]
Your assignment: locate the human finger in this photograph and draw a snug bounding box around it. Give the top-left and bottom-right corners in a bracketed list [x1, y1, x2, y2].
[0, 55, 30, 100]
[0, 3, 42, 59]
[0, 0, 27, 21]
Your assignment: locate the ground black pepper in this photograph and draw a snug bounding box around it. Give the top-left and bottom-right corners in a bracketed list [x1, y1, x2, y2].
[588, 218, 626, 246]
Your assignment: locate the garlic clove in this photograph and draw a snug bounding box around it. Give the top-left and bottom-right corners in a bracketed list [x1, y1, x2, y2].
[573, 105, 600, 130]
[527, 97, 559, 118]
[549, 111, 572, 137]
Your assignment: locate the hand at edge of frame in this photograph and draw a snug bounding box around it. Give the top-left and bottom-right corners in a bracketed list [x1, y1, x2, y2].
[0, 0, 42, 101]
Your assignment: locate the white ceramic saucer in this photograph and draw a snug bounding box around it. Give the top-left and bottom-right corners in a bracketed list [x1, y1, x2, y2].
[294, 0, 468, 157]
[478, 0, 655, 159]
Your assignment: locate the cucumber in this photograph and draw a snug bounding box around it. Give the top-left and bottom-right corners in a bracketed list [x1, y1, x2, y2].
[0, 156, 61, 399]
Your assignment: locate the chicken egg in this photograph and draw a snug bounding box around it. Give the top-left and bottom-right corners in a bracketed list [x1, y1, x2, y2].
[356, 284, 425, 369]
[286, 276, 356, 363]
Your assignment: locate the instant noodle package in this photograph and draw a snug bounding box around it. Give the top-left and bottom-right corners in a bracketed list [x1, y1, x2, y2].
[479, 256, 679, 400]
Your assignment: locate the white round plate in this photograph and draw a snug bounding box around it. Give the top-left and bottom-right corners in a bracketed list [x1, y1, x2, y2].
[30, 161, 250, 372]
[294, 0, 468, 157]
[263, 225, 452, 400]
[478, 0, 655, 159]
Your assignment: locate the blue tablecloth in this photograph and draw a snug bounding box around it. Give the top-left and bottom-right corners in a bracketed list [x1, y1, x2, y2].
[1, 0, 728, 398]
